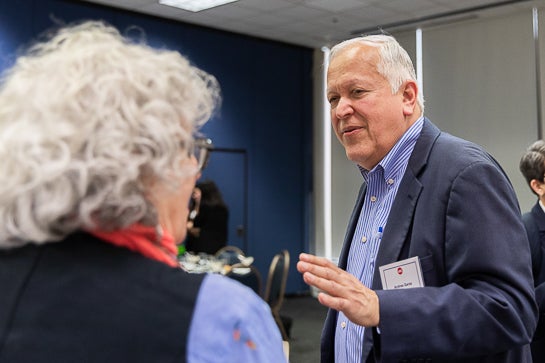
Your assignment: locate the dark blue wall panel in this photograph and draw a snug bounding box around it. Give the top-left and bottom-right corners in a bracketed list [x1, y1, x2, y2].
[0, 0, 313, 294]
[0, 1, 35, 69]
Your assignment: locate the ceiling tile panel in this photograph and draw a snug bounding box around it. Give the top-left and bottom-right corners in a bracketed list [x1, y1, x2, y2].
[81, 0, 544, 48]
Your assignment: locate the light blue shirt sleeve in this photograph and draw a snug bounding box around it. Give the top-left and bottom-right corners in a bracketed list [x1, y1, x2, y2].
[187, 273, 287, 363]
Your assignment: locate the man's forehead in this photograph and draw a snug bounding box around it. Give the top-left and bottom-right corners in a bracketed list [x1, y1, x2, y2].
[327, 47, 379, 83]
[331, 42, 378, 62]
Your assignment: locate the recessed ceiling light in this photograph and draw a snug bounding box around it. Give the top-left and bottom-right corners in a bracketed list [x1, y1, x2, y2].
[158, 0, 239, 12]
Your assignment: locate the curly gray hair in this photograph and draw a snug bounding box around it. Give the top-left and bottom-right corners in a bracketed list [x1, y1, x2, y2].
[0, 21, 220, 247]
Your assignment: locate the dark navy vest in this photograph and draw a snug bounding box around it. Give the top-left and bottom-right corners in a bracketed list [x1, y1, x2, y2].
[0, 232, 204, 363]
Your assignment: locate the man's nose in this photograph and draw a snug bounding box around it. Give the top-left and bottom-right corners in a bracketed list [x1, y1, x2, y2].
[335, 97, 354, 119]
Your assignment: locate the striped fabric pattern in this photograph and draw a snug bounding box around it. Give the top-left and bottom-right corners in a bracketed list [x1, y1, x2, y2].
[334, 117, 424, 362]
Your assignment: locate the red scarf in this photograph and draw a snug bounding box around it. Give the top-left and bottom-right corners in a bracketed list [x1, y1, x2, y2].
[90, 224, 179, 268]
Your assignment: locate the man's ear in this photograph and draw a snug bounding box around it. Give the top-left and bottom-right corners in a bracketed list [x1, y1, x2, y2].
[401, 80, 418, 116]
[530, 178, 544, 196]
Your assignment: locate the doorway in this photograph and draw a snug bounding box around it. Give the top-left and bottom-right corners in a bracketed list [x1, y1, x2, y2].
[200, 147, 248, 252]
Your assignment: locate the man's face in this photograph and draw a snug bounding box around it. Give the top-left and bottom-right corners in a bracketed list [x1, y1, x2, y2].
[327, 44, 414, 170]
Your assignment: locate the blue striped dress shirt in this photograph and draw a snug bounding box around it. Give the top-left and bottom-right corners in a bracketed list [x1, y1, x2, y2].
[334, 117, 424, 362]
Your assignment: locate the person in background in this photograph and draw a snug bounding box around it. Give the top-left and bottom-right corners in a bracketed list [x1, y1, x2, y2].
[0, 21, 286, 363]
[185, 179, 229, 255]
[297, 34, 537, 362]
[519, 140, 545, 363]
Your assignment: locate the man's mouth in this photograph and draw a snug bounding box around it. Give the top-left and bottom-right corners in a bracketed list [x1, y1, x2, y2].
[341, 126, 360, 136]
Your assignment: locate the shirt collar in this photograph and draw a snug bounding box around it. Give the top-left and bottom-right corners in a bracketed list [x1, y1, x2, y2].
[539, 199, 545, 213]
[359, 116, 424, 182]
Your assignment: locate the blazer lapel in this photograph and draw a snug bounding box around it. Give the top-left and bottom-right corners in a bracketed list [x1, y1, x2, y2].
[531, 203, 545, 233]
[362, 119, 440, 363]
[371, 118, 440, 289]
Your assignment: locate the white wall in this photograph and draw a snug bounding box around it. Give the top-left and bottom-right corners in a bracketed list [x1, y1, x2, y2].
[423, 10, 539, 213]
[312, 47, 327, 258]
[313, 7, 545, 260]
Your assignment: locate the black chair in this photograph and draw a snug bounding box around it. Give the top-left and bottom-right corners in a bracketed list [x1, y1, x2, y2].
[225, 263, 263, 296]
[215, 245, 245, 265]
[263, 250, 291, 341]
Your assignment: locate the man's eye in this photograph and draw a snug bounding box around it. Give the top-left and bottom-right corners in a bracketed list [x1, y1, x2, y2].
[328, 96, 339, 105]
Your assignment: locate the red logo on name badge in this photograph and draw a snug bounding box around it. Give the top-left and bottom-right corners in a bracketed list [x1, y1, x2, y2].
[397, 267, 403, 275]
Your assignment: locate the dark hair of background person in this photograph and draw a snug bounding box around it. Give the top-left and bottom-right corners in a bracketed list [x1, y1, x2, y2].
[185, 179, 229, 255]
[520, 140, 545, 192]
[198, 179, 228, 209]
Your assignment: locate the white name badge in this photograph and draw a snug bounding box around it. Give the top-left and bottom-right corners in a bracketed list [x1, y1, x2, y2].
[379, 256, 425, 290]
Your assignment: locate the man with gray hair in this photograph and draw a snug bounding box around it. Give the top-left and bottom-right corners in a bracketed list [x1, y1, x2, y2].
[298, 34, 537, 362]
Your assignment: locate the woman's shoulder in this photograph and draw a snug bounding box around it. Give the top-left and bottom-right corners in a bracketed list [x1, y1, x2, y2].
[187, 273, 286, 362]
[195, 273, 271, 323]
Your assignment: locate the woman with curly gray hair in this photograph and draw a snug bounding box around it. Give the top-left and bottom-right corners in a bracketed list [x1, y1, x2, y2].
[0, 21, 286, 362]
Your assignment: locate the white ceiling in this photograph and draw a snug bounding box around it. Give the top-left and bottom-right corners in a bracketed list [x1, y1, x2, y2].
[81, 0, 545, 48]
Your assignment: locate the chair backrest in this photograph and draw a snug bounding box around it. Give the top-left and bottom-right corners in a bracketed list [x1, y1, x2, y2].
[215, 245, 245, 265]
[226, 263, 263, 296]
[263, 250, 290, 312]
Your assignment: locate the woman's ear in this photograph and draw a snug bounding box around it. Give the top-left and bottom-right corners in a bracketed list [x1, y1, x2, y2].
[401, 80, 418, 116]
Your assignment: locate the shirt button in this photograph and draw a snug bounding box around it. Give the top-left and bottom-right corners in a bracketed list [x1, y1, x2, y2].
[361, 236, 367, 243]
[370, 196, 377, 202]
[341, 321, 347, 329]
[387, 178, 394, 185]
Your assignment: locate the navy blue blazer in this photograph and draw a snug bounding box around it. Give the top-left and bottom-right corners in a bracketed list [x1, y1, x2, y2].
[321, 119, 537, 363]
[522, 202, 545, 362]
